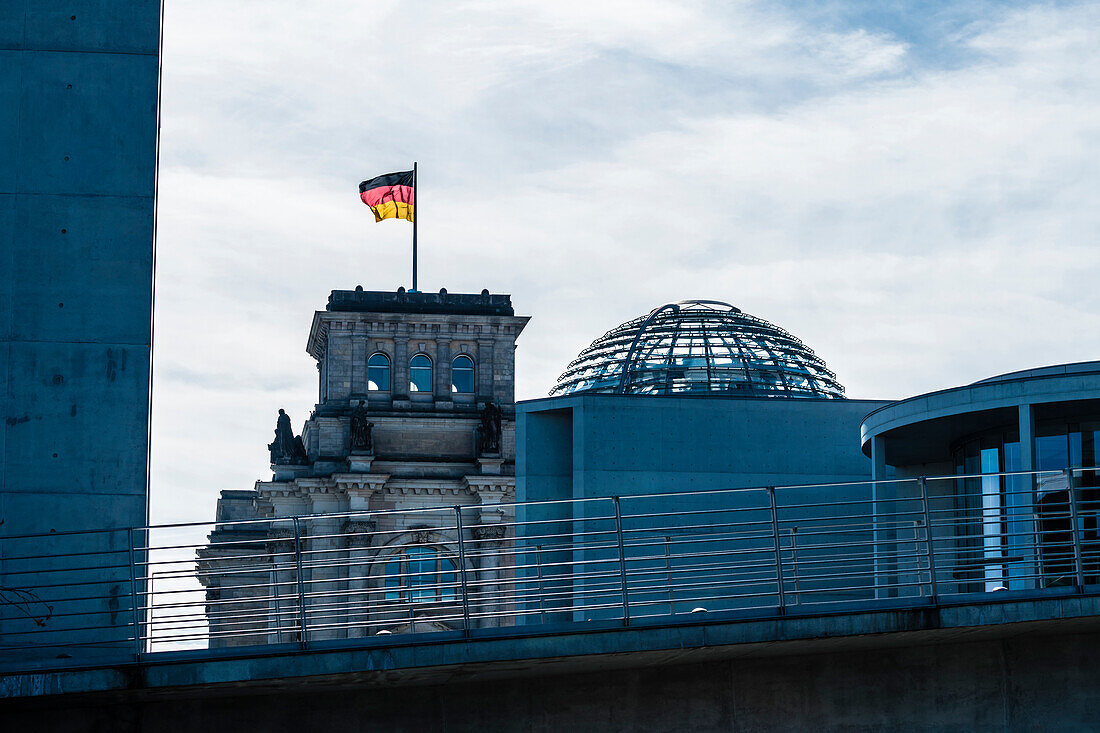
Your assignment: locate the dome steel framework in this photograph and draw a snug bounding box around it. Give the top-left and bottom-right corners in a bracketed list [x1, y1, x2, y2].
[550, 300, 846, 399]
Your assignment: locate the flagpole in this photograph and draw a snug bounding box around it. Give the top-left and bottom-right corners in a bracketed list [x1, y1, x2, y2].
[412, 161, 418, 292]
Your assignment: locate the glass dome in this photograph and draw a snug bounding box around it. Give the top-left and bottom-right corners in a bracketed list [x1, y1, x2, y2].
[550, 300, 845, 399]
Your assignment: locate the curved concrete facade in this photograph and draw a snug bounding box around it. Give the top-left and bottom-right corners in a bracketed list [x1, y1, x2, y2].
[860, 361, 1100, 478]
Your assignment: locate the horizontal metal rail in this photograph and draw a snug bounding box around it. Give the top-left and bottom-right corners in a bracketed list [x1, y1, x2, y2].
[3, 469, 1100, 670]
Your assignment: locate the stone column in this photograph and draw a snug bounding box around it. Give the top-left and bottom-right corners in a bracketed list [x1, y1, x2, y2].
[266, 529, 299, 644]
[257, 482, 308, 643]
[337, 475, 389, 632]
[343, 519, 376, 638]
[473, 524, 507, 628]
[350, 325, 368, 396]
[496, 334, 517, 405]
[302, 487, 346, 641]
[466, 477, 514, 628]
[327, 329, 353, 402]
[435, 336, 453, 405]
[393, 324, 410, 402]
[477, 337, 494, 401]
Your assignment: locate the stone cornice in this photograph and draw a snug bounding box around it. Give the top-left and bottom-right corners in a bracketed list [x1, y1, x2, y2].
[332, 473, 391, 493]
[308, 310, 530, 362]
[463, 476, 515, 497]
[255, 480, 302, 499]
[381, 479, 471, 497]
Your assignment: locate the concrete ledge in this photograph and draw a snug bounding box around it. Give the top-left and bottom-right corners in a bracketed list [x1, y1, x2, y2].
[4, 593, 1100, 702]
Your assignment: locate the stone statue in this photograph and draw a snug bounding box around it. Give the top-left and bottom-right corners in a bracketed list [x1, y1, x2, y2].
[268, 408, 308, 465]
[477, 401, 502, 456]
[350, 400, 373, 453]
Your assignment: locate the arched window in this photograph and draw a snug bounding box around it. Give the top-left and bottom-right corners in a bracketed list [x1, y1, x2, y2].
[368, 353, 391, 391]
[409, 354, 433, 392]
[383, 546, 458, 602]
[451, 354, 475, 394]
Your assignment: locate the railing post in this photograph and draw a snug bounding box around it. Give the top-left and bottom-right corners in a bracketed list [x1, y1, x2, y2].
[766, 487, 786, 614]
[788, 528, 800, 606]
[612, 496, 630, 625]
[454, 506, 473, 637]
[126, 527, 143, 659]
[535, 545, 546, 624]
[664, 535, 674, 614]
[292, 517, 308, 649]
[918, 477, 939, 604]
[1064, 468, 1086, 590]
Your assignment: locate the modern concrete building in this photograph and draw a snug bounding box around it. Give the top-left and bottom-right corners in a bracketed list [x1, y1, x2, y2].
[0, 3, 161, 660]
[197, 288, 529, 645]
[861, 361, 1100, 594]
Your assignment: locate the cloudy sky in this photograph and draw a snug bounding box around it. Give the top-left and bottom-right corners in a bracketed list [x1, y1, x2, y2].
[150, 0, 1100, 524]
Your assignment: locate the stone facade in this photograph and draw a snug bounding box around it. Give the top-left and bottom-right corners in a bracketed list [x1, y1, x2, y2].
[197, 288, 529, 647]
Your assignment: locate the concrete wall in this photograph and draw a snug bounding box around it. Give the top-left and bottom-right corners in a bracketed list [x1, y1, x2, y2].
[0, 1, 159, 533]
[6, 624, 1100, 731]
[515, 395, 890, 617]
[0, 2, 160, 657]
[519, 395, 887, 504]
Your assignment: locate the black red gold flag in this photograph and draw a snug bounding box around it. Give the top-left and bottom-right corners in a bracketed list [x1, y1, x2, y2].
[359, 170, 415, 222]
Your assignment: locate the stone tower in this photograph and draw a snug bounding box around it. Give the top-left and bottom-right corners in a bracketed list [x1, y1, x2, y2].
[197, 288, 529, 645]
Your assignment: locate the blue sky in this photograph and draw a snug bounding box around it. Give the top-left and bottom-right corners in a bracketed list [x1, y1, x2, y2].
[150, 1, 1100, 523]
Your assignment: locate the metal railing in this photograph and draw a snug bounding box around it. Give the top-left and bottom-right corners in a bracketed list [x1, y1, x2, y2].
[2, 468, 1099, 671]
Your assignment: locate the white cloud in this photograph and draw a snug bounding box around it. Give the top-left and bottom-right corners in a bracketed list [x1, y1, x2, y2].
[151, 1, 1100, 525]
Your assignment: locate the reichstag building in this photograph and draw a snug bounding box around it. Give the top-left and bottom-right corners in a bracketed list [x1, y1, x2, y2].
[197, 288, 1100, 644]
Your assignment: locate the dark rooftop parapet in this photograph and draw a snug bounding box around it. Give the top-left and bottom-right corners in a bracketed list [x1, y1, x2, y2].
[327, 287, 514, 316]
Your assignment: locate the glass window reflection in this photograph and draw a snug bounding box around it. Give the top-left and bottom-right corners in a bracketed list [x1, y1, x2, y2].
[368, 353, 391, 391]
[451, 355, 475, 393]
[410, 354, 433, 392]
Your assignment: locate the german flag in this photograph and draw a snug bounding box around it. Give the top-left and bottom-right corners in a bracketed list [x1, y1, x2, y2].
[359, 170, 415, 223]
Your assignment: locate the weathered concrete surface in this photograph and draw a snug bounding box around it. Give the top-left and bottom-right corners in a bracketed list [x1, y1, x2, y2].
[3, 594, 1100, 730]
[0, 0, 160, 663]
[1, 1, 159, 532]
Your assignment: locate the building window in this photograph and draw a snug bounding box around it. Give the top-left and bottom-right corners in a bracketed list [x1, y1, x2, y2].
[409, 354, 433, 392]
[952, 419, 1100, 590]
[451, 355, 475, 393]
[383, 546, 458, 602]
[368, 353, 391, 391]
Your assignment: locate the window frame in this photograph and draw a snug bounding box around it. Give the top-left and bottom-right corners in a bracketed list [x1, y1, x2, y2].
[409, 353, 433, 393]
[367, 352, 392, 392]
[382, 545, 458, 603]
[451, 354, 476, 394]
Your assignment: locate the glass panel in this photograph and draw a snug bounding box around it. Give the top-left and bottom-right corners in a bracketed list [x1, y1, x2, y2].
[410, 355, 433, 393]
[441, 565, 457, 603]
[451, 355, 475, 393]
[368, 353, 391, 391]
[384, 559, 402, 601]
[1036, 432, 1068, 471]
[980, 447, 1004, 591]
[407, 546, 436, 601]
[954, 440, 983, 591]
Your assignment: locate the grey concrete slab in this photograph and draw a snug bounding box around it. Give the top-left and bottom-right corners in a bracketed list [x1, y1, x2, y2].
[0, 195, 13, 341]
[16, 49, 158, 196]
[1, 1, 155, 665]
[0, 52, 22, 191]
[3, 340, 149, 498]
[9, 194, 153, 344]
[22, 1, 161, 55]
[0, 2, 26, 50]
